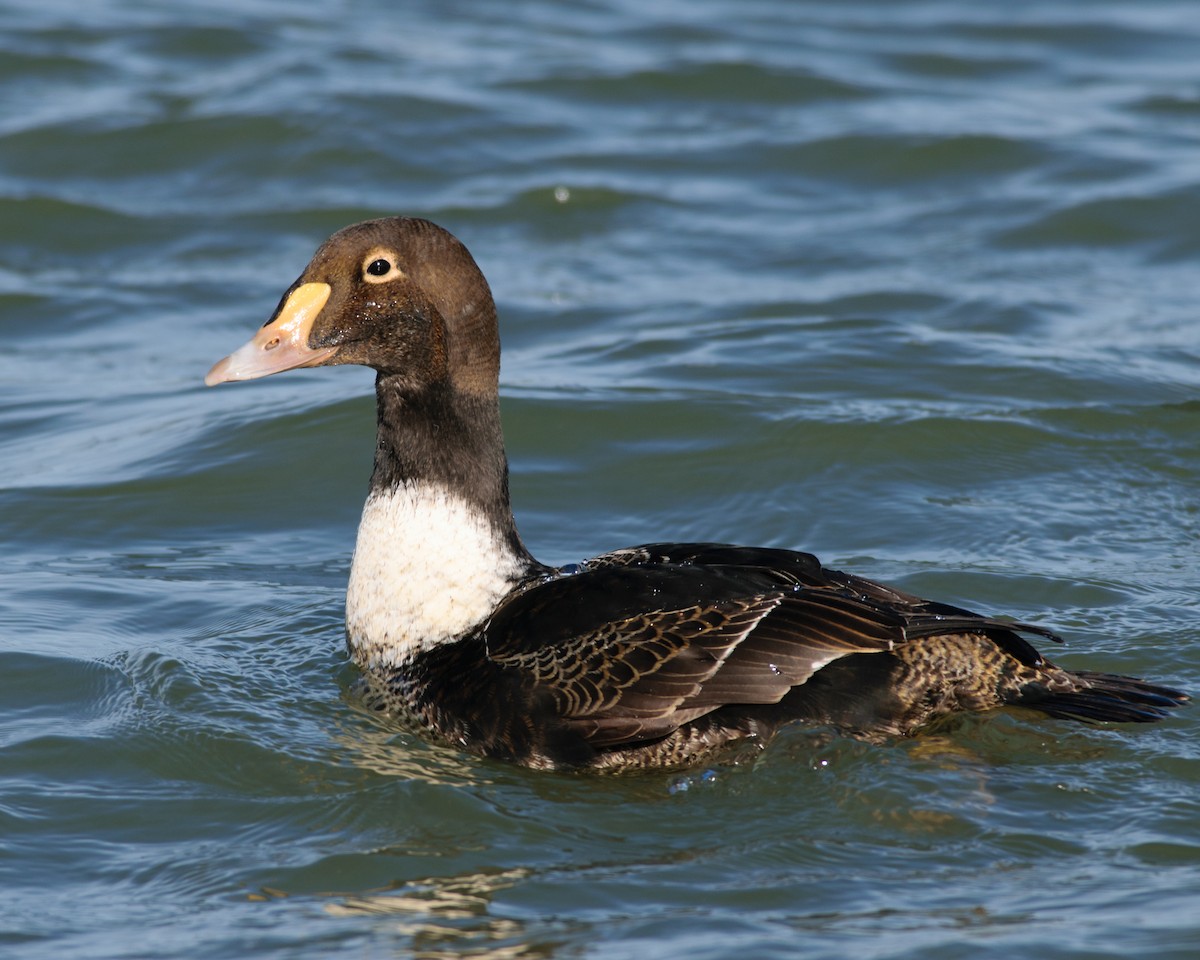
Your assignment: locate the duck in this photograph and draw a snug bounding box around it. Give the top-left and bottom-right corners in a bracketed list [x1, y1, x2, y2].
[205, 216, 1187, 771]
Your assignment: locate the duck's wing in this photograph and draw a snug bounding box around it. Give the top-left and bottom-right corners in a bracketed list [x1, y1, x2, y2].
[592, 542, 1062, 665]
[482, 561, 902, 749]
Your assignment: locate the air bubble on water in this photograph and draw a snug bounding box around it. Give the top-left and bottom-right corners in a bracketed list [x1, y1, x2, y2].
[554, 186, 570, 203]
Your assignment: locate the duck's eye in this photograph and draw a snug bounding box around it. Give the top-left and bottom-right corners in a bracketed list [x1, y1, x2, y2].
[366, 258, 392, 277]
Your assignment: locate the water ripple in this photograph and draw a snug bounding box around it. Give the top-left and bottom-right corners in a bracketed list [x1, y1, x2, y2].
[3, 2, 1199, 958]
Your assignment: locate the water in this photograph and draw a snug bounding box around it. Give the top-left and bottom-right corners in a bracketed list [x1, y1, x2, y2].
[2, 1, 1199, 957]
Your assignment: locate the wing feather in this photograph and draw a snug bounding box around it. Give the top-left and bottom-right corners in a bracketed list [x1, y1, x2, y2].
[481, 562, 915, 749]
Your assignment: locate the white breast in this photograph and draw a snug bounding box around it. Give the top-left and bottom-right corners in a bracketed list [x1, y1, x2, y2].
[345, 482, 527, 669]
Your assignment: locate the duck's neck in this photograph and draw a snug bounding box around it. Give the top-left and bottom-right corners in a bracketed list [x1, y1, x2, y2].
[345, 374, 541, 670]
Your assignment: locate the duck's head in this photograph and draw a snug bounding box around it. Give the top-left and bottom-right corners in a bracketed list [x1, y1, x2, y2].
[205, 217, 500, 396]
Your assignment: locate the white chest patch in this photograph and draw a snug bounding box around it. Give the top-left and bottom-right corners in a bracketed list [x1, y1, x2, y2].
[345, 482, 527, 669]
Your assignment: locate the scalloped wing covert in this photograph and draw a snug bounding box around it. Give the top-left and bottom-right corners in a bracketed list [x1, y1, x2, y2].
[481, 562, 904, 748]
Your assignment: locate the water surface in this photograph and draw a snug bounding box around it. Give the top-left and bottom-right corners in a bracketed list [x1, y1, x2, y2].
[2, 2, 1199, 958]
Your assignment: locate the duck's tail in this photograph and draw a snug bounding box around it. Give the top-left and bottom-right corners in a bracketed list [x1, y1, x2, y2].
[1027, 670, 1188, 724]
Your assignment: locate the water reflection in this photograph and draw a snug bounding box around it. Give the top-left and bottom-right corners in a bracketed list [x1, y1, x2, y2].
[330, 697, 498, 788]
[326, 867, 550, 960]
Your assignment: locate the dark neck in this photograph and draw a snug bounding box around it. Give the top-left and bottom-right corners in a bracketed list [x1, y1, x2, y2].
[369, 372, 542, 569]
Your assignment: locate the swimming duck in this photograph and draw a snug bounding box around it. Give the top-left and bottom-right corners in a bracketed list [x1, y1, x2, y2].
[205, 217, 1187, 771]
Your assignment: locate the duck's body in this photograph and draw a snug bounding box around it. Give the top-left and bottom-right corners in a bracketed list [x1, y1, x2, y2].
[206, 217, 1186, 771]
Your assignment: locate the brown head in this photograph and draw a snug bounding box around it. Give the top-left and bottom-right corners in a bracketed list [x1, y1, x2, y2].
[205, 217, 500, 397]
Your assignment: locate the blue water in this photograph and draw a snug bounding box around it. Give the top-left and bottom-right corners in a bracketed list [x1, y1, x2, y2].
[2, 2, 1199, 958]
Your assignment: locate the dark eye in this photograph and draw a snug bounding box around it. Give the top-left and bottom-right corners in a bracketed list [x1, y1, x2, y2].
[366, 258, 391, 276]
